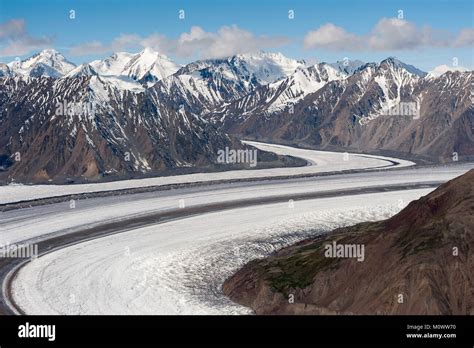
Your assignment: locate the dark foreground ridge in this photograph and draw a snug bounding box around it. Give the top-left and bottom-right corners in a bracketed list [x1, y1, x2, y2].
[223, 169, 474, 315]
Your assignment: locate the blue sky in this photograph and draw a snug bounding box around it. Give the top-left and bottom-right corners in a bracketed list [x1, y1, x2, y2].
[0, 0, 472, 71]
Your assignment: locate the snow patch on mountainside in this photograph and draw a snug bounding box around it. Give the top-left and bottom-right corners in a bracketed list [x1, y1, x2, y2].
[100, 75, 146, 92]
[267, 63, 345, 113]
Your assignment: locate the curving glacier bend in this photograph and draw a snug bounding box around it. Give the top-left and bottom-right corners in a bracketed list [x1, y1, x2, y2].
[11, 190, 432, 315]
[1, 142, 472, 315]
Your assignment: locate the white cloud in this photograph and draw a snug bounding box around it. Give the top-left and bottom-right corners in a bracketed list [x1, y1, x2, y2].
[69, 25, 289, 59]
[69, 34, 143, 55]
[185, 25, 288, 59]
[369, 18, 426, 50]
[428, 64, 469, 77]
[304, 18, 472, 51]
[0, 19, 53, 56]
[303, 23, 364, 51]
[0, 19, 25, 40]
[454, 28, 474, 47]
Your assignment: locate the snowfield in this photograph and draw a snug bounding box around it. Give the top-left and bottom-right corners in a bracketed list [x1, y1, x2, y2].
[0, 141, 415, 205]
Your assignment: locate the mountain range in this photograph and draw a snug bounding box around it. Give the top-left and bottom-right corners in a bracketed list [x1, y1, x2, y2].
[0, 48, 472, 182]
[212, 58, 472, 163]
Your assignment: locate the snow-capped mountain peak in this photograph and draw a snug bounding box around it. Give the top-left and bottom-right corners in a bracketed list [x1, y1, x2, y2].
[89, 52, 135, 76]
[263, 62, 345, 113]
[65, 63, 98, 78]
[206, 61, 346, 122]
[328, 59, 365, 76]
[152, 51, 307, 114]
[177, 52, 305, 84]
[122, 47, 181, 85]
[90, 48, 181, 86]
[230, 51, 306, 85]
[379, 57, 427, 77]
[7, 49, 76, 78]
